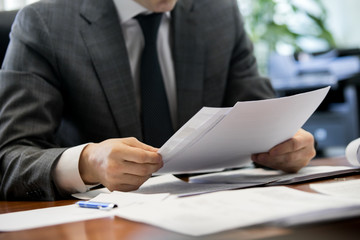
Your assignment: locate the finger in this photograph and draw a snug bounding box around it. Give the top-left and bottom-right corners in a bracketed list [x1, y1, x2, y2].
[252, 152, 293, 172]
[269, 129, 313, 156]
[101, 155, 161, 183]
[120, 161, 163, 176]
[122, 137, 159, 152]
[121, 147, 162, 164]
[269, 138, 300, 156]
[106, 175, 150, 192]
[252, 148, 311, 173]
[108, 138, 162, 164]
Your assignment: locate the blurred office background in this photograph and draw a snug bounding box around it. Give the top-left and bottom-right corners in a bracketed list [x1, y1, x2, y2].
[1, 0, 360, 157]
[0, 0, 37, 10]
[237, 0, 360, 158]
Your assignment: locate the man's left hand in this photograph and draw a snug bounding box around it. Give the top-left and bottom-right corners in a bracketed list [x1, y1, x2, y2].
[251, 128, 316, 173]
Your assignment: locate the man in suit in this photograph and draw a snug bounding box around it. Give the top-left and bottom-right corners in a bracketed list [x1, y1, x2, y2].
[0, 0, 315, 200]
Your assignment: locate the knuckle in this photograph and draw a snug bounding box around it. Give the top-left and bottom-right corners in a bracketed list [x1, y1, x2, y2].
[292, 138, 301, 151]
[126, 137, 138, 144]
[157, 160, 164, 169]
[107, 148, 119, 159]
[151, 162, 162, 172]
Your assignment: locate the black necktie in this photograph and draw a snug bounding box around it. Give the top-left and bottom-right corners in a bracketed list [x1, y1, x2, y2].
[135, 13, 174, 147]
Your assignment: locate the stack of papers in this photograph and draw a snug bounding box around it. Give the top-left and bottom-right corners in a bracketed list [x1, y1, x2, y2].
[114, 186, 360, 236]
[72, 165, 360, 200]
[0, 205, 114, 231]
[310, 179, 360, 199]
[132, 174, 263, 197]
[2, 166, 360, 235]
[0, 192, 169, 232]
[189, 165, 360, 185]
[157, 87, 330, 174]
[2, 186, 360, 236]
[73, 174, 265, 199]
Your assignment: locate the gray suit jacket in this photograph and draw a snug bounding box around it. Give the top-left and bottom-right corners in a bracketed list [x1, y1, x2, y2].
[0, 0, 275, 200]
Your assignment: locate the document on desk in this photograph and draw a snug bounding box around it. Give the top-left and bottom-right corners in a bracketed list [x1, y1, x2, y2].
[278, 180, 360, 227]
[0, 192, 169, 232]
[310, 179, 360, 199]
[72, 174, 266, 199]
[271, 165, 360, 185]
[189, 165, 360, 185]
[72, 187, 111, 200]
[132, 174, 265, 196]
[114, 186, 360, 236]
[157, 86, 330, 174]
[0, 204, 113, 231]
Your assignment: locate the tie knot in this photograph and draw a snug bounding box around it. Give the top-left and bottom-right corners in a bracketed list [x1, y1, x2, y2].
[135, 13, 163, 44]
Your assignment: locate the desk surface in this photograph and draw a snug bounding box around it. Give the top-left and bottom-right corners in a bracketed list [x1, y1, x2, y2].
[0, 157, 359, 240]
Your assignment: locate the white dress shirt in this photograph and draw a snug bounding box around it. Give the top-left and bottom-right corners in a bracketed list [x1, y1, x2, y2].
[53, 0, 177, 193]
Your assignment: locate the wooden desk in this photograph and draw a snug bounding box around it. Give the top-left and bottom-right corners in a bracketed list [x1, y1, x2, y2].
[1, 157, 359, 240]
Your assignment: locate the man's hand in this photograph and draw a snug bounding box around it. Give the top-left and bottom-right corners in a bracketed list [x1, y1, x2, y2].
[251, 129, 316, 173]
[79, 137, 163, 191]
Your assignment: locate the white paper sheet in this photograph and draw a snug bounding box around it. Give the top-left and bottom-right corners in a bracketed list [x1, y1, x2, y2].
[72, 187, 111, 200]
[159, 107, 231, 160]
[0, 204, 113, 232]
[157, 86, 330, 174]
[0, 192, 169, 232]
[278, 179, 360, 226]
[114, 186, 360, 236]
[310, 179, 360, 198]
[90, 191, 170, 207]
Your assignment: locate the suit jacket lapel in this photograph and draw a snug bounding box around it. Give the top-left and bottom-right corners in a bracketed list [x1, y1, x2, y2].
[78, 0, 203, 137]
[79, 0, 142, 139]
[172, 0, 205, 127]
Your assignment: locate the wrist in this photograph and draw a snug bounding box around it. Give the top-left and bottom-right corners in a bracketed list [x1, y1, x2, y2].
[79, 143, 99, 185]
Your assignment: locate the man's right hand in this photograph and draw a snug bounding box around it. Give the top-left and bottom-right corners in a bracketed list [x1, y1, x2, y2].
[79, 137, 163, 191]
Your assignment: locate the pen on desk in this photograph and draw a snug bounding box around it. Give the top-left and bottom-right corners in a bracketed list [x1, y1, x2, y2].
[76, 201, 117, 210]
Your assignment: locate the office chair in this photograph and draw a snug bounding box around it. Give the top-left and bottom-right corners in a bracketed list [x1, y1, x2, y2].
[0, 10, 18, 67]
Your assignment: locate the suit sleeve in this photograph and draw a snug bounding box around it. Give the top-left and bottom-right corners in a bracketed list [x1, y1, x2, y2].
[0, 6, 68, 200]
[223, 0, 276, 106]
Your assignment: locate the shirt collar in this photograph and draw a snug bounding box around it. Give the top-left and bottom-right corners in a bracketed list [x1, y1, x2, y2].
[113, 0, 171, 24]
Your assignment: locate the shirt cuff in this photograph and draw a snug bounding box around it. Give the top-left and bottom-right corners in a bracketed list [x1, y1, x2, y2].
[53, 144, 92, 194]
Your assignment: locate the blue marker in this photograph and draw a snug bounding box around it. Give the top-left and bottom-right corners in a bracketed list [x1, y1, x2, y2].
[76, 201, 117, 210]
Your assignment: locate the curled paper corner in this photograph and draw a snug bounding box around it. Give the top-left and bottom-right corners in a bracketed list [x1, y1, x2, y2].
[345, 138, 360, 167]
